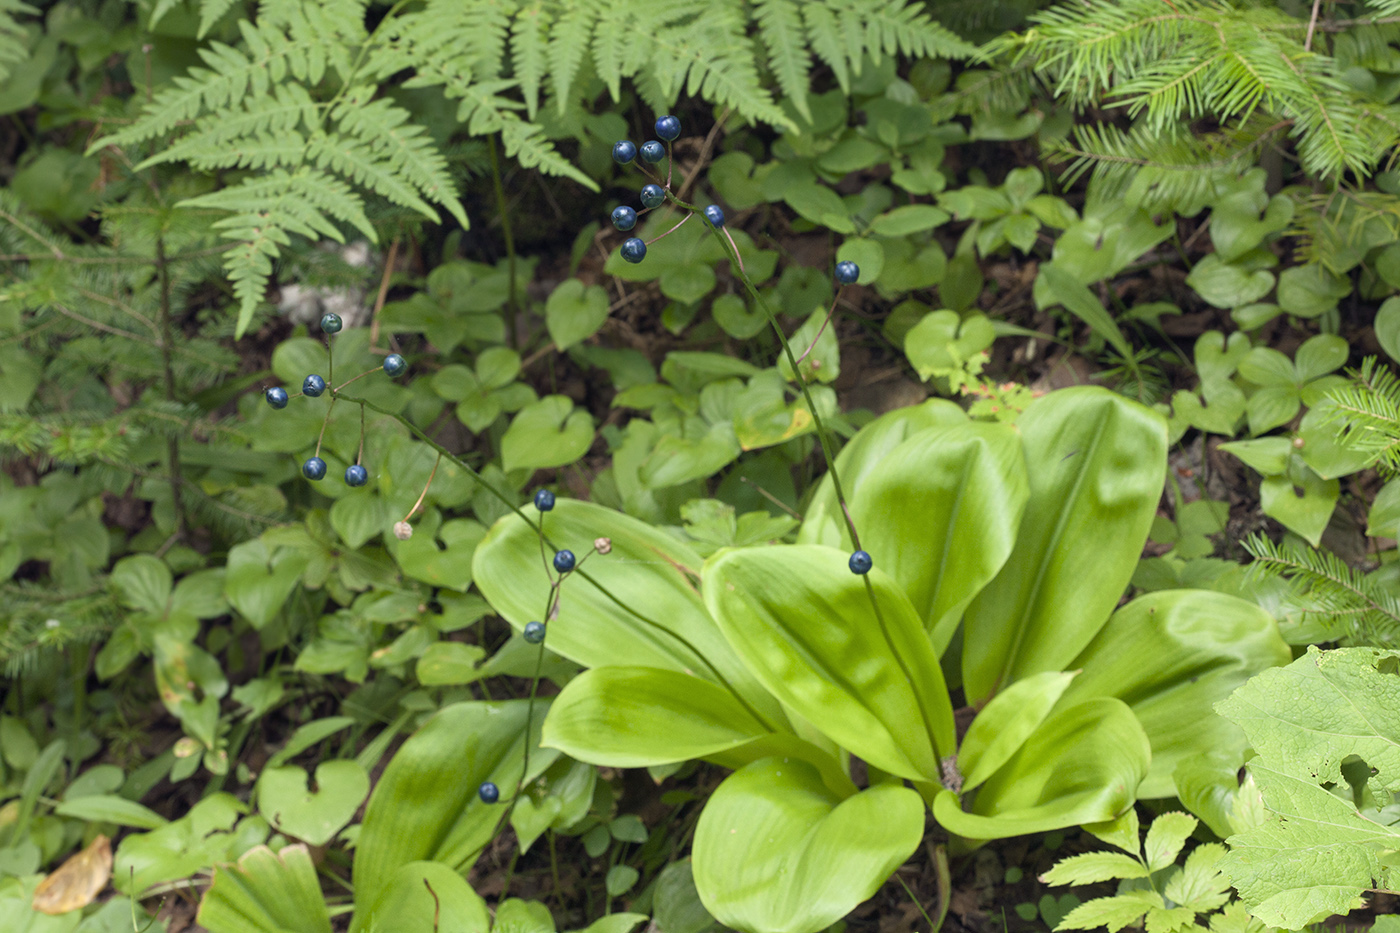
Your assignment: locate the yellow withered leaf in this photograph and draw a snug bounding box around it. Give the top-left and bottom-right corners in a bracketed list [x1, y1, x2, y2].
[32, 834, 112, 915]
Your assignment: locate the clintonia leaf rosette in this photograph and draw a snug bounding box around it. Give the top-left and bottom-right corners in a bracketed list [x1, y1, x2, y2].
[472, 386, 1290, 933]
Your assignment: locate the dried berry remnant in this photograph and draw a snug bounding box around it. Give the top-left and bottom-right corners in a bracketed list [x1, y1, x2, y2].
[393, 521, 413, 540]
[621, 238, 646, 264]
[553, 549, 576, 573]
[640, 184, 665, 209]
[612, 140, 637, 164]
[534, 489, 556, 511]
[344, 464, 368, 487]
[320, 312, 343, 334]
[849, 550, 872, 574]
[594, 537, 612, 555]
[612, 206, 637, 231]
[382, 354, 407, 377]
[302, 374, 326, 397]
[835, 261, 859, 285]
[704, 204, 725, 227]
[265, 387, 289, 409]
[523, 621, 546, 644]
[302, 457, 327, 481]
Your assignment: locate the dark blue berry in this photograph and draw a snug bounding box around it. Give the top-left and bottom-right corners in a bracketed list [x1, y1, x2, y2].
[303, 457, 327, 481]
[345, 464, 368, 487]
[265, 387, 289, 409]
[621, 238, 646, 264]
[849, 550, 872, 574]
[612, 141, 637, 164]
[704, 204, 725, 228]
[320, 312, 343, 334]
[640, 140, 665, 163]
[553, 549, 576, 573]
[534, 489, 556, 511]
[655, 115, 681, 141]
[383, 354, 407, 377]
[478, 782, 500, 804]
[523, 621, 546, 644]
[302, 374, 326, 397]
[835, 261, 860, 285]
[640, 184, 665, 209]
[612, 206, 637, 232]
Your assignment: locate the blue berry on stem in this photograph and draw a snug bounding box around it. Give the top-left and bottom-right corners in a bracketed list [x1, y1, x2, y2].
[640, 140, 665, 163]
[523, 621, 546, 644]
[704, 204, 725, 227]
[640, 184, 665, 209]
[612, 140, 637, 164]
[553, 549, 576, 573]
[835, 261, 860, 285]
[849, 550, 872, 574]
[265, 387, 289, 409]
[320, 312, 343, 334]
[612, 206, 637, 232]
[534, 489, 556, 511]
[621, 238, 646, 264]
[655, 115, 681, 141]
[383, 354, 407, 377]
[345, 464, 368, 487]
[302, 374, 326, 397]
[303, 457, 327, 481]
[478, 782, 500, 804]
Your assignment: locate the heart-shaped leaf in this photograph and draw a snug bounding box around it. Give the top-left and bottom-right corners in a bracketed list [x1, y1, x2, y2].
[257, 760, 369, 846]
[225, 539, 309, 630]
[546, 279, 610, 351]
[692, 757, 923, 933]
[704, 545, 954, 781]
[500, 395, 594, 473]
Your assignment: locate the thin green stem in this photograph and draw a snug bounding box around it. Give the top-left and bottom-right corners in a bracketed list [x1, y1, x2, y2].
[489, 136, 521, 350]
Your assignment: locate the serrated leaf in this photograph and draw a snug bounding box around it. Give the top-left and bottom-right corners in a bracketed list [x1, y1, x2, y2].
[1143, 812, 1197, 871]
[1053, 890, 1159, 933]
[1041, 851, 1148, 886]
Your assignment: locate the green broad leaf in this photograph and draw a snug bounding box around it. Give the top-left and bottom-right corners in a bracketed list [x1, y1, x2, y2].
[1369, 478, 1400, 537]
[394, 516, 486, 592]
[650, 861, 719, 933]
[501, 396, 594, 474]
[692, 757, 923, 933]
[785, 182, 855, 234]
[110, 554, 172, 615]
[352, 701, 558, 914]
[542, 667, 772, 768]
[472, 500, 782, 723]
[114, 793, 262, 895]
[835, 238, 884, 284]
[54, 795, 168, 830]
[777, 308, 841, 384]
[958, 672, 1077, 792]
[1376, 296, 1400, 364]
[1209, 172, 1293, 262]
[867, 205, 949, 237]
[1163, 843, 1230, 913]
[352, 860, 490, 933]
[1084, 808, 1140, 855]
[1259, 465, 1338, 547]
[1173, 754, 1265, 840]
[703, 545, 955, 781]
[1040, 851, 1148, 885]
[799, 399, 967, 548]
[546, 279, 610, 351]
[1276, 264, 1351, 318]
[224, 539, 309, 630]
[903, 311, 996, 382]
[638, 424, 743, 489]
[1245, 386, 1299, 435]
[331, 491, 390, 550]
[1037, 265, 1137, 380]
[962, 388, 1167, 704]
[933, 697, 1149, 840]
[661, 264, 718, 305]
[1219, 437, 1291, 476]
[1142, 812, 1197, 872]
[1185, 253, 1276, 309]
[492, 897, 554, 933]
[606, 865, 640, 897]
[708, 152, 768, 210]
[1050, 204, 1172, 284]
[1294, 334, 1349, 383]
[850, 420, 1028, 653]
[256, 760, 369, 847]
[711, 293, 766, 340]
[1051, 890, 1158, 933]
[197, 844, 332, 933]
[415, 642, 488, 686]
[1057, 590, 1289, 799]
[1297, 404, 1373, 479]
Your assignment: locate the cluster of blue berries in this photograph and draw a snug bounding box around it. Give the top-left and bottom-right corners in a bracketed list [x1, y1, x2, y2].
[609, 115, 729, 265]
[263, 312, 408, 487]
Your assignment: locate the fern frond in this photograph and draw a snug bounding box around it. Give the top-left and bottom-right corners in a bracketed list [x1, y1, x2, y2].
[756, 0, 811, 121]
[849, 0, 977, 63]
[547, 0, 599, 110]
[136, 84, 320, 171]
[1322, 356, 1400, 472]
[0, 0, 34, 85]
[802, 2, 850, 91]
[1243, 533, 1400, 647]
[512, 1, 552, 119]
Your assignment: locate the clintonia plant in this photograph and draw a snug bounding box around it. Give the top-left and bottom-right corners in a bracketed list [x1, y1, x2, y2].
[473, 386, 1291, 933]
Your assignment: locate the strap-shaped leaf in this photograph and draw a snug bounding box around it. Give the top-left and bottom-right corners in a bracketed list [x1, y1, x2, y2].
[1059, 589, 1289, 798]
[958, 671, 1076, 791]
[197, 844, 332, 933]
[934, 697, 1149, 839]
[850, 420, 1028, 652]
[962, 387, 1167, 702]
[693, 757, 923, 933]
[703, 545, 954, 781]
[473, 499, 782, 726]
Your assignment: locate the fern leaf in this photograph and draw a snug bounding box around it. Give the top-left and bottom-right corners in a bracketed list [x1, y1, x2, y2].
[511, 1, 552, 119]
[136, 84, 318, 170]
[0, 1, 35, 95]
[458, 0, 518, 80]
[197, 0, 240, 38]
[802, 2, 849, 92]
[1243, 533, 1400, 647]
[548, 0, 599, 111]
[592, 0, 630, 102]
[755, 0, 811, 121]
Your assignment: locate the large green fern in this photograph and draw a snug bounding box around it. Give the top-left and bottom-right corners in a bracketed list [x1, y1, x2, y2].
[0, 0, 33, 85]
[92, 0, 974, 337]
